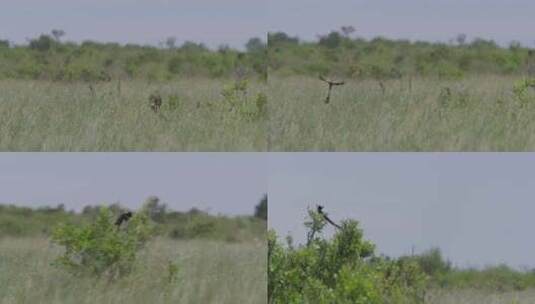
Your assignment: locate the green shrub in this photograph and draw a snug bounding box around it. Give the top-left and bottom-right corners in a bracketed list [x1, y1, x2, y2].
[51, 207, 155, 279]
[268, 208, 428, 304]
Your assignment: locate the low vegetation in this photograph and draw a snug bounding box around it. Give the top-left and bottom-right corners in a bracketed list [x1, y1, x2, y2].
[0, 237, 266, 304]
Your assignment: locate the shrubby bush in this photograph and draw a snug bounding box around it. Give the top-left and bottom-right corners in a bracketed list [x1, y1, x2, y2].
[268, 208, 427, 304]
[51, 207, 154, 278]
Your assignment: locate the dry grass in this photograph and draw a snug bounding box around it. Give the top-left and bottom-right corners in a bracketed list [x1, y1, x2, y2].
[269, 75, 535, 151]
[0, 79, 267, 151]
[0, 237, 266, 304]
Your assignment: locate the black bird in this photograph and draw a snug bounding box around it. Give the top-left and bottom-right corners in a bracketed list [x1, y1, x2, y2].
[115, 211, 133, 227]
[317, 205, 341, 229]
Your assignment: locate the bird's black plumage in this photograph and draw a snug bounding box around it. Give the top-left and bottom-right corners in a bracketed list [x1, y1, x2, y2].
[115, 211, 133, 227]
[317, 205, 341, 229]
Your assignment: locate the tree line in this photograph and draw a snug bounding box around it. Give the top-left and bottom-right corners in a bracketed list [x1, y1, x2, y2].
[0, 30, 266, 81]
[0, 194, 267, 242]
[269, 28, 535, 79]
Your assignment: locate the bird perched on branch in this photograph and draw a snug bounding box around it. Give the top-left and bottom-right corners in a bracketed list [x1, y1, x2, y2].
[319, 75, 345, 104]
[317, 205, 341, 229]
[115, 211, 133, 227]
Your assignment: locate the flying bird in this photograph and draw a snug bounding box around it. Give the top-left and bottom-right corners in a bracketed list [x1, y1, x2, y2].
[115, 211, 133, 227]
[317, 205, 341, 229]
[319, 75, 345, 104]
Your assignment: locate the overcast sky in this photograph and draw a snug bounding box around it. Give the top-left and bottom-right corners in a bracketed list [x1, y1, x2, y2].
[268, 0, 535, 47]
[0, 0, 267, 49]
[269, 153, 535, 269]
[0, 153, 267, 216]
[2, 1, 533, 49]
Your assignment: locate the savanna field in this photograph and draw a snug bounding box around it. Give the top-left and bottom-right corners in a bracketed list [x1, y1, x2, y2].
[268, 31, 535, 151]
[0, 34, 267, 151]
[0, 79, 267, 151]
[269, 75, 535, 151]
[0, 237, 266, 304]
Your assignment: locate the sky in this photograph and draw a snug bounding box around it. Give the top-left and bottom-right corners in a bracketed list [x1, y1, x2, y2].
[0, 153, 267, 216]
[268, 153, 535, 269]
[268, 0, 535, 47]
[0, 0, 267, 49]
[2, 1, 533, 49]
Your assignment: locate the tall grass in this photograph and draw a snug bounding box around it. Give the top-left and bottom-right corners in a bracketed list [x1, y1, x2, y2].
[0, 237, 266, 304]
[0, 79, 266, 151]
[269, 75, 535, 151]
[425, 289, 535, 304]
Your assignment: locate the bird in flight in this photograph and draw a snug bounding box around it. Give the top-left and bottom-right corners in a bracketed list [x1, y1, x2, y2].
[319, 75, 345, 104]
[317, 205, 341, 229]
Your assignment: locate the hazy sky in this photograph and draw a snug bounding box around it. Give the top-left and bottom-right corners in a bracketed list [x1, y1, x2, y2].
[269, 153, 535, 269]
[0, 153, 266, 216]
[268, 0, 535, 47]
[0, 0, 267, 49]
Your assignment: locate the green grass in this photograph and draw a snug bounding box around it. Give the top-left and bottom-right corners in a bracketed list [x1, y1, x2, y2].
[0, 237, 266, 304]
[425, 289, 535, 304]
[269, 75, 535, 151]
[0, 79, 266, 151]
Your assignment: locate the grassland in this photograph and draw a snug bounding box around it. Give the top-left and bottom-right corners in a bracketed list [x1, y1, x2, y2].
[0, 237, 266, 304]
[0, 79, 266, 151]
[269, 75, 535, 151]
[426, 289, 535, 304]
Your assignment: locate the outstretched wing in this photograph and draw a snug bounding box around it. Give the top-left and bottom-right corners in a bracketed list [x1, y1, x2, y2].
[319, 75, 345, 86]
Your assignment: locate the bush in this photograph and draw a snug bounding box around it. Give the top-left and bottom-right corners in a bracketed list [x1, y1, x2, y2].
[51, 207, 154, 279]
[268, 208, 428, 304]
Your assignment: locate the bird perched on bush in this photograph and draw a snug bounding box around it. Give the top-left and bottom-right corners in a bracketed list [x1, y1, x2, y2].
[115, 211, 133, 227]
[317, 205, 341, 229]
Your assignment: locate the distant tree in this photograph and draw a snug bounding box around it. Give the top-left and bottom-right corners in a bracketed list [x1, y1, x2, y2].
[246, 37, 266, 53]
[82, 205, 99, 217]
[0, 39, 9, 48]
[165, 36, 177, 49]
[340, 25, 356, 37]
[318, 31, 343, 49]
[217, 44, 231, 54]
[28, 35, 55, 52]
[51, 29, 65, 42]
[268, 32, 299, 46]
[142, 196, 167, 223]
[509, 41, 522, 51]
[254, 194, 267, 220]
[469, 38, 498, 50]
[413, 248, 451, 276]
[456, 33, 467, 46]
[181, 41, 207, 52]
